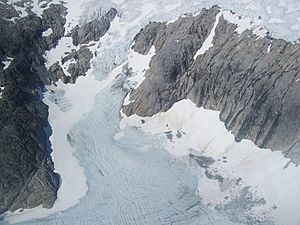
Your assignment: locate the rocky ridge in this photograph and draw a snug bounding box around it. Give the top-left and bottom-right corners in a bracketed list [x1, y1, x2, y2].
[123, 6, 300, 164]
[0, 0, 117, 214]
[0, 1, 67, 213]
[49, 8, 117, 84]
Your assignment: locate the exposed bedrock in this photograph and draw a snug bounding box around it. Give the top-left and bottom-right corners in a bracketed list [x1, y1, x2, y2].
[48, 7, 117, 84]
[69, 7, 117, 46]
[0, 2, 66, 213]
[0, 2, 118, 214]
[123, 6, 300, 164]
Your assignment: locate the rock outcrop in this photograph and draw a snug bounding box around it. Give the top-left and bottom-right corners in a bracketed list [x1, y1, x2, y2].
[0, 1, 118, 214]
[69, 8, 117, 46]
[47, 7, 117, 84]
[0, 1, 66, 213]
[123, 6, 300, 164]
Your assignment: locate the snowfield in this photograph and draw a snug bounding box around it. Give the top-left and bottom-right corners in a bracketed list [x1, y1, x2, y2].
[119, 99, 300, 225]
[3, 0, 300, 224]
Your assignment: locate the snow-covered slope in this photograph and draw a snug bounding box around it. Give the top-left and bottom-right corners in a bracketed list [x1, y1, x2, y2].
[119, 99, 300, 225]
[2, 0, 300, 224]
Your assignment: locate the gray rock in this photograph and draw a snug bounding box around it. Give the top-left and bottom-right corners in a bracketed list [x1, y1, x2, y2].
[0, 2, 66, 214]
[123, 6, 300, 164]
[49, 61, 66, 82]
[47, 8, 118, 83]
[65, 47, 93, 79]
[69, 8, 117, 46]
[42, 4, 67, 50]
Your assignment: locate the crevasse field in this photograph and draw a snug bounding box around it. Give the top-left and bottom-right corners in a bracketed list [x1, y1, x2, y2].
[3, 0, 300, 224]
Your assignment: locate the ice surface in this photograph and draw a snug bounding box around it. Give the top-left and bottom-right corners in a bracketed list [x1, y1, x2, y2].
[5, 72, 273, 225]
[3, 0, 300, 224]
[120, 99, 300, 225]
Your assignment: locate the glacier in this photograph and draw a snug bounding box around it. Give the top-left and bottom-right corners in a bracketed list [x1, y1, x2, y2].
[2, 0, 300, 224]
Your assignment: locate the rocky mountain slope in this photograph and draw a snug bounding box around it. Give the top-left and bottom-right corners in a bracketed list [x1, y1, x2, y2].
[0, 0, 116, 214]
[123, 6, 300, 164]
[0, 1, 67, 213]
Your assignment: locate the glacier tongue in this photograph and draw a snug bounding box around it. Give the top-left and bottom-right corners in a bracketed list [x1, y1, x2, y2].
[3, 0, 300, 224]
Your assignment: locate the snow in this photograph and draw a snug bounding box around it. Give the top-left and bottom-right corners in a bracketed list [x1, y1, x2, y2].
[13, 3, 28, 18]
[119, 99, 300, 225]
[2, 57, 13, 70]
[266, 5, 272, 14]
[267, 43, 272, 53]
[269, 18, 285, 24]
[223, 10, 267, 38]
[44, 36, 74, 75]
[245, 2, 258, 11]
[123, 45, 156, 105]
[193, 11, 222, 60]
[5, 52, 125, 225]
[29, 0, 47, 17]
[6, 67, 249, 225]
[4, 0, 300, 224]
[164, 3, 181, 12]
[0, 87, 4, 99]
[42, 28, 53, 37]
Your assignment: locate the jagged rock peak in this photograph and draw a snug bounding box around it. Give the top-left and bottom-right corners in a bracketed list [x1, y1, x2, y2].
[123, 6, 300, 164]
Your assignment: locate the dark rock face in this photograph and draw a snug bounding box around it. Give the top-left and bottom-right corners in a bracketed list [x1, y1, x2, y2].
[0, 2, 66, 214]
[0, 1, 117, 214]
[63, 46, 93, 83]
[70, 8, 117, 46]
[49, 46, 94, 84]
[123, 6, 300, 164]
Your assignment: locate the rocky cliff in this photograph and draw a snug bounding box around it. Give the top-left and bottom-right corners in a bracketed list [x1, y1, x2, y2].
[0, 0, 117, 214]
[49, 7, 117, 84]
[0, 1, 68, 214]
[123, 6, 300, 164]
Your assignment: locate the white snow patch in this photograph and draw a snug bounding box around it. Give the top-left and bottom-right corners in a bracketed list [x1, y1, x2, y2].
[42, 27, 53, 37]
[267, 43, 272, 53]
[2, 57, 13, 70]
[110, 0, 124, 4]
[123, 46, 156, 106]
[164, 3, 181, 12]
[245, 2, 258, 11]
[269, 18, 285, 24]
[29, 0, 47, 17]
[119, 99, 300, 225]
[13, 4, 28, 18]
[223, 10, 267, 37]
[278, 0, 287, 7]
[266, 5, 272, 14]
[291, 23, 300, 31]
[44, 37, 75, 76]
[0, 86, 4, 99]
[193, 11, 222, 60]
